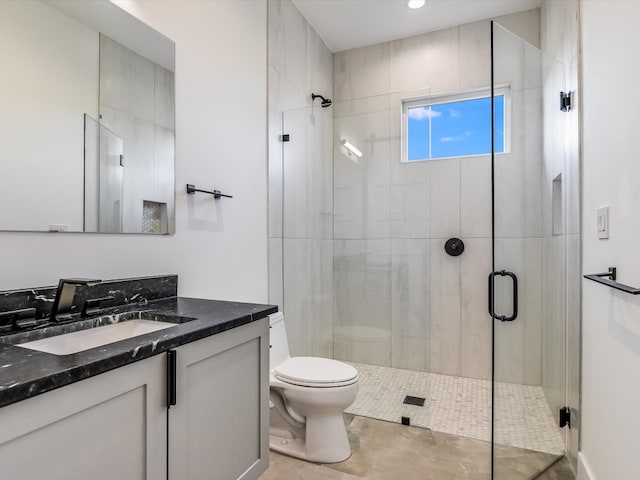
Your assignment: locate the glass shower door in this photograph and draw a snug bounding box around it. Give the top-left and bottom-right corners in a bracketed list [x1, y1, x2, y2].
[491, 22, 568, 478]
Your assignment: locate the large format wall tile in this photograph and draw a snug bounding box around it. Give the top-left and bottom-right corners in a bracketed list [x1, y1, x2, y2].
[99, 105, 154, 233]
[306, 26, 332, 101]
[459, 20, 491, 90]
[153, 125, 175, 214]
[494, 8, 540, 49]
[461, 156, 492, 238]
[282, 107, 308, 237]
[390, 183, 430, 239]
[154, 65, 175, 130]
[493, 237, 542, 385]
[430, 238, 462, 376]
[492, 24, 526, 92]
[334, 239, 391, 366]
[268, 68, 307, 238]
[100, 35, 154, 123]
[283, 239, 334, 357]
[541, 235, 566, 417]
[460, 237, 493, 380]
[283, 107, 332, 239]
[333, 109, 391, 239]
[268, 0, 307, 90]
[308, 107, 334, 239]
[389, 26, 459, 94]
[494, 88, 543, 238]
[269, 237, 283, 309]
[268, 0, 334, 347]
[430, 158, 461, 239]
[334, 42, 390, 102]
[391, 239, 431, 370]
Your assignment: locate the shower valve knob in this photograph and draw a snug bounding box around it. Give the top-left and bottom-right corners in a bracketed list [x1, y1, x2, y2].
[445, 238, 465, 256]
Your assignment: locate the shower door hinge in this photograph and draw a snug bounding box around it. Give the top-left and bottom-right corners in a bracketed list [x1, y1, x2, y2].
[560, 91, 573, 112]
[559, 406, 571, 428]
[280, 134, 290, 142]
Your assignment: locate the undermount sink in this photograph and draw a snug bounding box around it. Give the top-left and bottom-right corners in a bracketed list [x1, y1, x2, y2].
[17, 319, 177, 355]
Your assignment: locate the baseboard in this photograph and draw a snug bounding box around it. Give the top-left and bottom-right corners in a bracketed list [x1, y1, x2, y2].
[577, 452, 596, 480]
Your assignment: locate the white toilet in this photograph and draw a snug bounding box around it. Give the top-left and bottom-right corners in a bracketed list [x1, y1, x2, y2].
[268, 312, 359, 463]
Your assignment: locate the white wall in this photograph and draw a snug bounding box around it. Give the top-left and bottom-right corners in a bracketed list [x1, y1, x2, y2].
[0, 1, 98, 232]
[0, 0, 268, 304]
[580, 1, 640, 479]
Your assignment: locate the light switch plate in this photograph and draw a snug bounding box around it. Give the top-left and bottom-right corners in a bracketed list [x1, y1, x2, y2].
[597, 206, 609, 239]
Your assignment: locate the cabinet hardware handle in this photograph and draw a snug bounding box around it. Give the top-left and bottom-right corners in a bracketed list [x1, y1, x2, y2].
[167, 350, 177, 407]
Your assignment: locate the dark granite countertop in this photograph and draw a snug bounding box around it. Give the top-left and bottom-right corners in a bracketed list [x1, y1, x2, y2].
[0, 297, 277, 409]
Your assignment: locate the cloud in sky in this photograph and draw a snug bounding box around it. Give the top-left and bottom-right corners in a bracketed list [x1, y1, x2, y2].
[449, 109, 461, 118]
[440, 131, 473, 143]
[408, 106, 442, 120]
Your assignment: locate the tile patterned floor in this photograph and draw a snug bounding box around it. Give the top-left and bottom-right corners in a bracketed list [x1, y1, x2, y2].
[345, 362, 565, 455]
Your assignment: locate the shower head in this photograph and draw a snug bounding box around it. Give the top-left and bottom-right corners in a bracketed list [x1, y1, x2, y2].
[311, 93, 332, 108]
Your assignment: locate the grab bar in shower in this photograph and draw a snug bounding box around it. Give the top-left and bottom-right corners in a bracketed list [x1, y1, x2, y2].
[584, 267, 640, 295]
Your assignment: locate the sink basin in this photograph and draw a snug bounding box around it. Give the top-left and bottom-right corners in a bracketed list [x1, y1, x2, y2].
[17, 319, 176, 355]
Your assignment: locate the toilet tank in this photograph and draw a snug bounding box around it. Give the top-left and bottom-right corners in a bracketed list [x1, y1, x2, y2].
[269, 312, 290, 369]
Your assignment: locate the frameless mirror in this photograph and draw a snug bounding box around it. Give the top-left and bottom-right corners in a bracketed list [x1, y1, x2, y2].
[0, 0, 175, 234]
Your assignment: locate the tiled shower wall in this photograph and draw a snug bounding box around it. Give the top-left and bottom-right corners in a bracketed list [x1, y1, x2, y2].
[332, 10, 545, 384]
[267, 3, 572, 390]
[267, 0, 334, 357]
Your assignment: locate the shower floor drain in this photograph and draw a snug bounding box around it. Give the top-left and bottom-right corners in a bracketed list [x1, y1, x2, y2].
[403, 395, 426, 407]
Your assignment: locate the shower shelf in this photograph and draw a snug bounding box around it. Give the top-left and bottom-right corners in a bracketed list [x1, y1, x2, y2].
[584, 267, 640, 295]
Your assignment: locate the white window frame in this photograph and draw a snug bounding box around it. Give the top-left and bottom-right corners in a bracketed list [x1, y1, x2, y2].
[400, 86, 511, 163]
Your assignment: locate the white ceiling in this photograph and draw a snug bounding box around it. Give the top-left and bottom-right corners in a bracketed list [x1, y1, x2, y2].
[292, 0, 542, 52]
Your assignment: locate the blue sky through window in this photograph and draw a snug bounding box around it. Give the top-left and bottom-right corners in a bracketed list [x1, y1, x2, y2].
[407, 95, 504, 160]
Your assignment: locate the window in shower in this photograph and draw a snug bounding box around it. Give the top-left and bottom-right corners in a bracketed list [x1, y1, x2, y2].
[402, 89, 508, 162]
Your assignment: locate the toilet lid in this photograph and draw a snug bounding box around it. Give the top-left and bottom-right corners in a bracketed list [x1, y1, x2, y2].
[274, 357, 358, 387]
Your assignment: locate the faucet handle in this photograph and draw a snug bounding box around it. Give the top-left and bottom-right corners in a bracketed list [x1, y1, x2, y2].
[82, 295, 116, 317]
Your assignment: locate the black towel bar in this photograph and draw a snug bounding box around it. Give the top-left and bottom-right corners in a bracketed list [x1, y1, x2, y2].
[584, 267, 640, 295]
[186, 184, 233, 199]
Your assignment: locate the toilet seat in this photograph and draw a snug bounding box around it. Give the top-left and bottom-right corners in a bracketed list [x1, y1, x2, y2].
[273, 357, 358, 388]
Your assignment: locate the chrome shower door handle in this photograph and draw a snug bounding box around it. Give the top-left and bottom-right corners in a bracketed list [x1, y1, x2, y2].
[488, 270, 519, 322]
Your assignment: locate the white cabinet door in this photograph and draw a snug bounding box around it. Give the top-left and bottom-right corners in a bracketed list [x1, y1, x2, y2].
[168, 318, 270, 480]
[0, 354, 167, 480]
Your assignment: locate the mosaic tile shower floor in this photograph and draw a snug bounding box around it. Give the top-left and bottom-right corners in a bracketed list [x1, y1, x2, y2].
[344, 362, 565, 455]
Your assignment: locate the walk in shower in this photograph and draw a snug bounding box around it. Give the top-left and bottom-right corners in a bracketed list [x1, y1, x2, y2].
[271, 19, 579, 479]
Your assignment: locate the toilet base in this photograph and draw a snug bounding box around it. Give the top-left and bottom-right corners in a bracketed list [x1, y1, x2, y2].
[269, 414, 352, 464]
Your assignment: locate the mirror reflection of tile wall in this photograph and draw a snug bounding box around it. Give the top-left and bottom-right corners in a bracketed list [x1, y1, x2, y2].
[92, 35, 174, 234]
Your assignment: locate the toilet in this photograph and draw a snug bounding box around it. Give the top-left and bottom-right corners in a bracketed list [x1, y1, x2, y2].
[268, 312, 359, 463]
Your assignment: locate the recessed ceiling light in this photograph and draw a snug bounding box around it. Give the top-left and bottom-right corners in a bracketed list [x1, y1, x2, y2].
[408, 0, 426, 9]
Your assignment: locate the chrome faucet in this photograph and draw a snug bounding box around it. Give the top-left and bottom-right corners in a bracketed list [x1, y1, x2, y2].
[49, 278, 101, 322]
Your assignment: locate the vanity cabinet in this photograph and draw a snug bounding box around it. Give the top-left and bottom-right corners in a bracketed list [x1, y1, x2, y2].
[0, 317, 269, 480]
[168, 317, 270, 480]
[0, 354, 167, 480]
